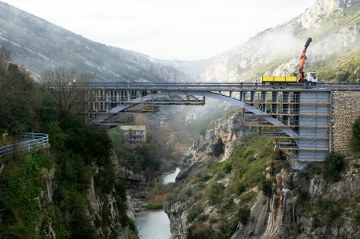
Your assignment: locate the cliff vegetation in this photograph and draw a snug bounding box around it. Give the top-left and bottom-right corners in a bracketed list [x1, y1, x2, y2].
[0, 48, 136, 239]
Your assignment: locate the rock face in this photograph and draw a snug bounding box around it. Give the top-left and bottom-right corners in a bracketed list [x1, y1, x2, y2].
[165, 110, 360, 238]
[86, 174, 129, 239]
[165, 112, 252, 237]
[176, 112, 250, 180]
[251, 166, 360, 238]
[37, 162, 132, 239]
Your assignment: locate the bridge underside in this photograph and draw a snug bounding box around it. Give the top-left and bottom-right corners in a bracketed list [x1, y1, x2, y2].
[84, 87, 330, 170]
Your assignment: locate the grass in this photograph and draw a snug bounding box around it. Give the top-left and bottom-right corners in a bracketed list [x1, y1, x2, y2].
[147, 192, 171, 209]
[0, 152, 52, 238]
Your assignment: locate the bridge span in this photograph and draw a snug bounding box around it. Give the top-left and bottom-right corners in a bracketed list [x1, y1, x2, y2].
[81, 82, 360, 170]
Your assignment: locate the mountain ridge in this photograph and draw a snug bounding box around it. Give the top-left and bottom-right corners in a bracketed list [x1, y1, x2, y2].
[0, 1, 191, 82]
[197, 0, 360, 83]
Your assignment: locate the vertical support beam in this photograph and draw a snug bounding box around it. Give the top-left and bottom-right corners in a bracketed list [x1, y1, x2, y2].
[271, 91, 278, 117]
[293, 92, 300, 133]
[261, 91, 266, 113]
[283, 91, 290, 125]
[250, 91, 255, 106]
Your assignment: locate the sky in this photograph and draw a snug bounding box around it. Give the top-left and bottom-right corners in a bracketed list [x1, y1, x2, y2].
[4, 0, 316, 60]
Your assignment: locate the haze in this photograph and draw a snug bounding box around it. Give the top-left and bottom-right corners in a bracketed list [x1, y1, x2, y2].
[4, 0, 315, 60]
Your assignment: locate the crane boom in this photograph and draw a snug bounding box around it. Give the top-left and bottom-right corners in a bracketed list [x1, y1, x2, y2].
[299, 37, 312, 82]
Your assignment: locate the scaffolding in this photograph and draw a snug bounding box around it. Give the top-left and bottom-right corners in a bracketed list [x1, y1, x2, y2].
[242, 90, 330, 169]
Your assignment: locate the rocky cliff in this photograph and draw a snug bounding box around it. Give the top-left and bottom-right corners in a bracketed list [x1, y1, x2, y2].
[165, 111, 360, 239]
[231, 162, 360, 239]
[164, 111, 259, 238]
[176, 111, 251, 180]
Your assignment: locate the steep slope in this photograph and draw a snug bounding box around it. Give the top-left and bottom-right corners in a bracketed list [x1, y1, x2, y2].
[165, 113, 360, 239]
[0, 2, 190, 82]
[198, 0, 360, 83]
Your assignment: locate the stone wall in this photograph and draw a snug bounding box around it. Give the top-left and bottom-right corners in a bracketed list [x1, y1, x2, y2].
[331, 90, 360, 156]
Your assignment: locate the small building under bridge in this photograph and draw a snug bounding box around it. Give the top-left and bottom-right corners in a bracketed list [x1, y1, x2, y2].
[119, 125, 146, 148]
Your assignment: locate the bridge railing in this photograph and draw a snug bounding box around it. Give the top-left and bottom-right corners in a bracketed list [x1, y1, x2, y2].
[88, 81, 360, 90]
[0, 132, 49, 158]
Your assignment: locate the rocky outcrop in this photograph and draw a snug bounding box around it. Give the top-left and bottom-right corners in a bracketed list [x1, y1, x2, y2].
[177, 112, 251, 180]
[38, 162, 132, 239]
[86, 175, 129, 239]
[230, 161, 360, 239]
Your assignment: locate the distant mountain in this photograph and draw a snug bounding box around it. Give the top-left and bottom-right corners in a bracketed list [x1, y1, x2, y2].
[197, 0, 360, 83]
[0, 2, 190, 82]
[157, 58, 216, 78]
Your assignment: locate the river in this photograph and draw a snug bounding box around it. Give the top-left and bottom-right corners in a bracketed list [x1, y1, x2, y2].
[135, 167, 180, 239]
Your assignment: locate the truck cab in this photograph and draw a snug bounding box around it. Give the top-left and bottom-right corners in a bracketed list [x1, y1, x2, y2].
[306, 72, 317, 86]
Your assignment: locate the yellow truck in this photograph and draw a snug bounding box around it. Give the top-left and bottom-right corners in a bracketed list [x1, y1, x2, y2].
[260, 76, 298, 84]
[260, 72, 317, 87]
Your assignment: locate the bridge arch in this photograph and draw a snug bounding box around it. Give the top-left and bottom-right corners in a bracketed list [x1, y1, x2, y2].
[107, 90, 297, 138]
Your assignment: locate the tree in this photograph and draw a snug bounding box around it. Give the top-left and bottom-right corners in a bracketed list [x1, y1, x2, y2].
[352, 116, 360, 153]
[0, 47, 41, 133]
[41, 67, 91, 115]
[323, 151, 345, 182]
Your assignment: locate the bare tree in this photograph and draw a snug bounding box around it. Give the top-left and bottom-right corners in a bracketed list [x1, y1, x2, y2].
[41, 67, 91, 114]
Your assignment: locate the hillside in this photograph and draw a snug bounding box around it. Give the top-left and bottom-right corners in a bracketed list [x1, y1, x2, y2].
[165, 112, 360, 238]
[197, 0, 360, 83]
[0, 2, 190, 82]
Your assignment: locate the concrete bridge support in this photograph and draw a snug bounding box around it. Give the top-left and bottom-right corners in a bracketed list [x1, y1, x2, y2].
[331, 90, 360, 157]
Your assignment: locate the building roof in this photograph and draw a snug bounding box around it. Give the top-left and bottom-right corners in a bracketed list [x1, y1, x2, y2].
[119, 125, 146, 131]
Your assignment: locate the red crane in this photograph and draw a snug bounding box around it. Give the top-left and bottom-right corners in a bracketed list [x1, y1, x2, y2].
[299, 37, 312, 82]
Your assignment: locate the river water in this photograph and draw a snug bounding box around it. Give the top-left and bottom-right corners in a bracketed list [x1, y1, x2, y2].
[135, 168, 180, 239]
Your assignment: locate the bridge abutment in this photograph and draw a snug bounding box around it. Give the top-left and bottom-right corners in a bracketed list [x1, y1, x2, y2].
[331, 90, 360, 157]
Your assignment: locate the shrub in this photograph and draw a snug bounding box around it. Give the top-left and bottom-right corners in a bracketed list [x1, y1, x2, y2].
[353, 206, 360, 224]
[222, 161, 232, 174]
[311, 216, 321, 229]
[187, 204, 204, 222]
[323, 152, 345, 182]
[207, 182, 224, 205]
[261, 179, 272, 198]
[352, 116, 360, 153]
[238, 206, 250, 225]
[187, 223, 216, 239]
[314, 198, 342, 225]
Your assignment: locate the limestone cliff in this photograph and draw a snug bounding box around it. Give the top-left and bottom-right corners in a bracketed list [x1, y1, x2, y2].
[176, 111, 251, 180]
[165, 112, 360, 239]
[38, 161, 133, 239]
